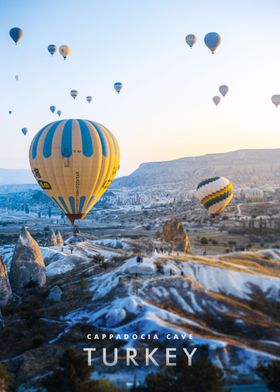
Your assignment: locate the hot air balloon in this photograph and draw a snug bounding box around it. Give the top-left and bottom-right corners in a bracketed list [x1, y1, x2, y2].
[59, 45, 70, 60]
[204, 32, 221, 54]
[213, 96, 221, 106]
[9, 27, 23, 45]
[29, 119, 120, 225]
[8, 111, 12, 115]
[50, 106, 56, 113]
[48, 44, 57, 56]
[22, 128, 28, 135]
[15, 75, 19, 81]
[271, 95, 280, 108]
[196, 176, 233, 216]
[114, 82, 123, 94]
[185, 34, 197, 48]
[86, 96, 92, 103]
[70, 90, 78, 99]
[219, 85, 229, 97]
[57, 110, 62, 117]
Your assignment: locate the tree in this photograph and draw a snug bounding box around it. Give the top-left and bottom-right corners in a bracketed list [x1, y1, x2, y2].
[257, 361, 280, 392]
[42, 349, 119, 392]
[135, 354, 225, 392]
[79, 275, 88, 290]
[0, 363, 12, 392]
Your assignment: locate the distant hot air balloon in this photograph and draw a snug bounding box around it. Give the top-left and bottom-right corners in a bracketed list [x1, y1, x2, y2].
[204, 32, 221, 54]
[86, 96, 92, 103]
[15, 75, 19, 81]
[8, 111, 12, 115]
[57, 110, 62, 117]
[59, 45, 70, 60]
[48, 44, 57, 56]
[213, 96, 221, 106]
[219, 85, 229, 97]
[70, 90, 78, 99]
[114, 82, 123, 94]
[29, 119, 120, 225]
[9, 27, 23, 45]
[185, 34, 197, 48]
[21, 127, 28, 135]
[271, 95, 280, 108]
[50, 106, 56, 113]
[196, 176, 233, 216]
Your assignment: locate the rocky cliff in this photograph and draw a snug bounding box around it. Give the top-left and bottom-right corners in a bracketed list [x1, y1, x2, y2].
[113, 149, 280, 189]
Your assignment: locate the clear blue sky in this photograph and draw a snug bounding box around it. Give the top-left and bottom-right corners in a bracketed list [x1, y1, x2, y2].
[1, 0, 280, 175]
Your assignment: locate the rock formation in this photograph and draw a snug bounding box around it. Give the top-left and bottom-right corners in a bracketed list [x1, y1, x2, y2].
[46, 227, 57, 247]
[47, 285, 62, 302]
[0, 256, 12, 306]
[160, 218, 192, 253]
[56, 231, 64, 246]
[9, 227, 46, 294]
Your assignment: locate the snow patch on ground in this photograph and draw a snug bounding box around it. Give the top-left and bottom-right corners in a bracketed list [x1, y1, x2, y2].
[122, 258, 156, 275]
[170, 287, 194, 314]
[46, 259, 77, 276]
[177, 260, 280, 300]
[106, 309, 127, 327]
[92, 238, 132, 251]
[258, 248, 280, 260]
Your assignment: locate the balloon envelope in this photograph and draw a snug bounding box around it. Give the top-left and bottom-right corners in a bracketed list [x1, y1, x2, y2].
[22, 128, 28, 135]
[185, 34, 197, 48]
[59, 45, 70, 60]
[70, 90, 78, 99]
[86, 96, 92, 103]
[271, 95, 280, 108]
[219, 85, 229, 97]
[196, 176, 233, 215]
[213, 96, 221, 106]
[114, 82, 123, 94]
[9, 27, 23, 44]
[204, 32, 221, 54]
[29, 119, 120, 224]
[50, 106, 56, 113]
[48, 44, 57, 55]
[57, 110, 62, 117]
[8, 111, 12, 115]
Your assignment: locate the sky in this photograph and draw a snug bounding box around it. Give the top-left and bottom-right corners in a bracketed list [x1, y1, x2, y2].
[0, 0, 280, 176]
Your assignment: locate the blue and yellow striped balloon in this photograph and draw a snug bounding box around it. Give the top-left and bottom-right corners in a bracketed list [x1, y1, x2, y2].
[29, 119, 120, 224]
[196, 176, 233, 215]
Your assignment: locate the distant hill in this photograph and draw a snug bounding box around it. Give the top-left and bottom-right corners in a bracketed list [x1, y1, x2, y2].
[0, 184, 39, 194]
[1, 149, 279, 191]
[0, 169, 35, 186]
[113, 149, 280, 189]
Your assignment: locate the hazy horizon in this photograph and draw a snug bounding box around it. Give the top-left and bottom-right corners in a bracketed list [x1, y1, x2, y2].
[0, 146, 279, 185]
